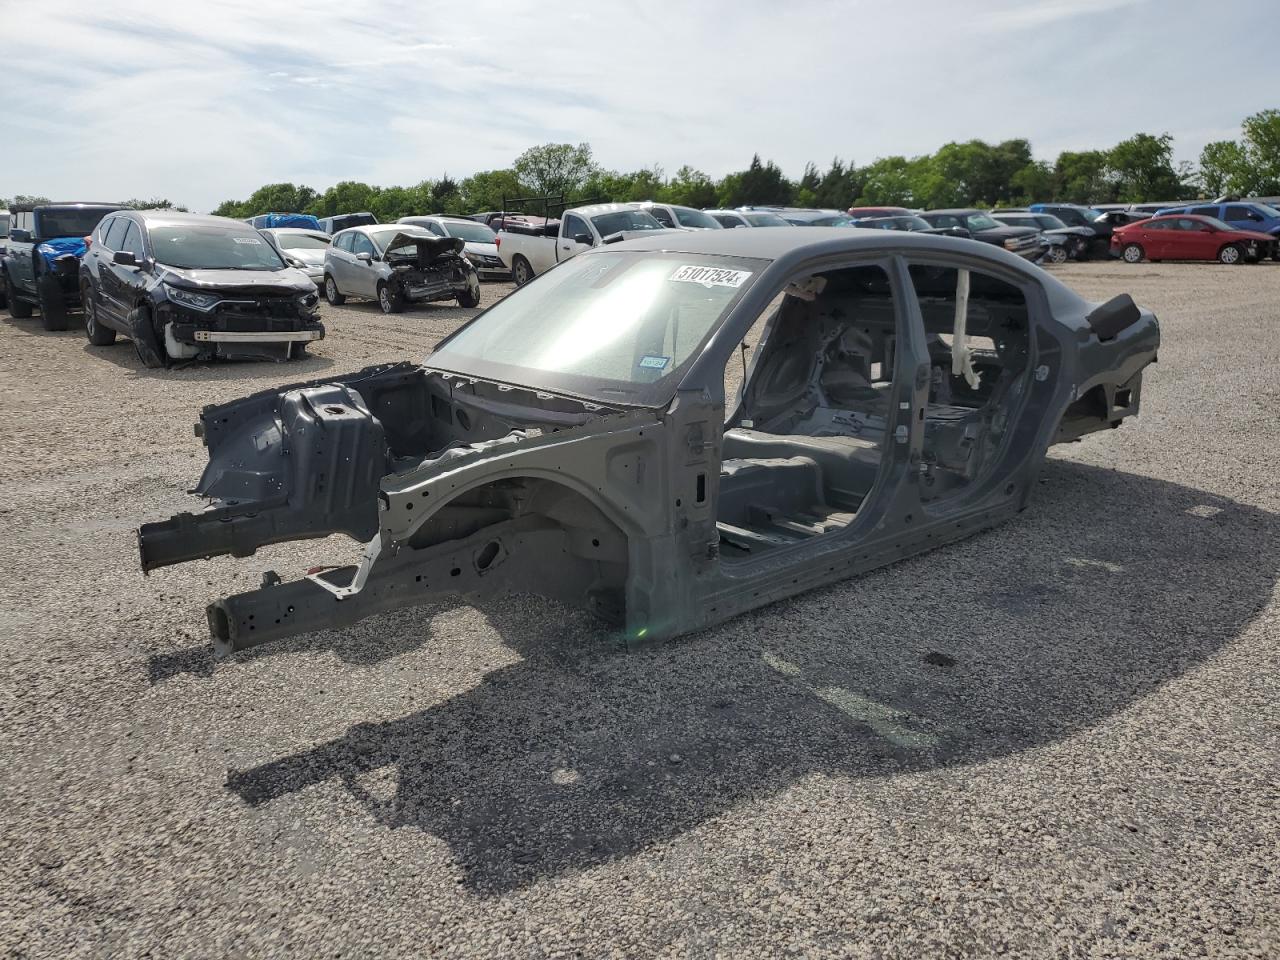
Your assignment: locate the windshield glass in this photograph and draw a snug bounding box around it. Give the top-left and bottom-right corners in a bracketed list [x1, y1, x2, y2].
[428, 251, 766, 405]
[744, 213, 790, 227]
[1252, 203, 1280, 219]
[1201, 217, 1236, 231]
[441, 221, 497, 243]
[673, 208, 722, 229]
[1035, 215, 1068, 229]
[963, 214, 1001, 231]
[38, 208, 115, 238]
[276, 233, 330, 251]
[150, 225, 286, 270]
[590, 210, 665, 236]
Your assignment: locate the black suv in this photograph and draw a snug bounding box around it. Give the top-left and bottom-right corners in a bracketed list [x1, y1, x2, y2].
[919, 209, 1044, 260]
[3, 202, 124, 329]
[79, 210, 323, 367]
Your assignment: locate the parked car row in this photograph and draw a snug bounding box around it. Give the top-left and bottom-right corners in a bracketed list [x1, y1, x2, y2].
[5, 187, 1273, 369]
[0, 201, 487, 366]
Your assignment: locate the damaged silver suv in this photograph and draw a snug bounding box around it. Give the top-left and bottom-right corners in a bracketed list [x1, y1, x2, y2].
[140, 228, 1158, 657]
[324, 224, 481, 314]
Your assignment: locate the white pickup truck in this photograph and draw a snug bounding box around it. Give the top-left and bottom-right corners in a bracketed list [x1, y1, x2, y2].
[497, 203, 674, 285]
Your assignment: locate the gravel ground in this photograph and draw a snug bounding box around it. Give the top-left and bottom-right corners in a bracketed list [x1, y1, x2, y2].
[1, 264, 1277, 958]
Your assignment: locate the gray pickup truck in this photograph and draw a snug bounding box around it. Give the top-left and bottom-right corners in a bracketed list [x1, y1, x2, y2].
[3, 202, 124, 329]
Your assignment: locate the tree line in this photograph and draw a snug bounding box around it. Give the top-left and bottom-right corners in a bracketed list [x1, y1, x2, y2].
[7, 111, 1277, 218]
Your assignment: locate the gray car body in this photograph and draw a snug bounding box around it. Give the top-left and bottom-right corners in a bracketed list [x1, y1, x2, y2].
[138, 228, 1158, 658]
[324, 224, 479, 307]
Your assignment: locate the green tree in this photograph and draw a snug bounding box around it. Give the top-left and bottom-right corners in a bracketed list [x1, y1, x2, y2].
[459, 169, 525, 211]
[513, 142, 599, 197]
[716, 155, 793, 207]
[1010, 160, 1054, 205]
[310, 181, 377, 218]
[851, 156, 917, 206]
[1198, 140, 1249, 196]
[430, 174, 463, 213]
[664, 165, 718, 208]
[1052, 150, 1114, 204]
[1106, 133, 1185, 202]
[1240, 109, 1280, 194]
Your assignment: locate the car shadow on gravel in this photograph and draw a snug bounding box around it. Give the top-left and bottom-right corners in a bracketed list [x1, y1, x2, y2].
[81, 342, 335, 381]
[203, 459, 1277, 895]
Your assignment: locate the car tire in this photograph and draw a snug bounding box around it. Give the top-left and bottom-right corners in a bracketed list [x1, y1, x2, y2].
[8, 283, 33, 318]
[128, 305, 167, 369]
[377, 281, 403, 314]
[1218, 243, 1243, 265]
[1121, 243, 1144, 264]
[37, 274, 68, 330]
[324, 275, 345, 305]
[511, 255, 533, 286]
[83, 281, 116, 346]
[1046, 246, 1068, 264]
[457, 272, 481, 308]
[0, 270, 8, 310]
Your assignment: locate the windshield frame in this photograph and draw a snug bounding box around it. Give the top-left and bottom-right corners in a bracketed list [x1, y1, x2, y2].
[273, 231, 331, 251]
[963, 213, 1001, 232]
[589, 210, 666, 237]
[150, 223, 288, 271]
[36, 207, 117, 239]
[743, 212, 790, 227]
[425, 249, 769, 407]
[440, 220, 498, 243]
[672, 207, 723, 229]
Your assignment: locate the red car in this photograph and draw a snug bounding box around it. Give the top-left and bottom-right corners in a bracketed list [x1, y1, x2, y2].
[1111, 214, 1278, 264]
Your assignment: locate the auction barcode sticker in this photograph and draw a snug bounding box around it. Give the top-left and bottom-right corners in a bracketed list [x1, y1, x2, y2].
[670, 265, 752, 288]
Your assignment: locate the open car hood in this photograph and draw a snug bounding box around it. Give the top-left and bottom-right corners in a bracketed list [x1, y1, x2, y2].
[383, 233, 465, 260]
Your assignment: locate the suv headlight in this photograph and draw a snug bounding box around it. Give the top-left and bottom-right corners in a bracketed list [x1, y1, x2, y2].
[165, 284, 221, 312]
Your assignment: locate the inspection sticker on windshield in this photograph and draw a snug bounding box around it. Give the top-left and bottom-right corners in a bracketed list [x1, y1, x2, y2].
[669, 264, 752, 288]
[233, 237, 262, 244]
[638, 355, 670, 370]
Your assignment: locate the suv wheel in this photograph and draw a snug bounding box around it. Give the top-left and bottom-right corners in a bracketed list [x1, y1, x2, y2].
[0, 270, 8, 310]
[128, 305, 167, 369]
[1045, 246, 1068, 264]
[38, 273, 69, 331]
[457, 271, 481, 308]
[7, 269, 34, 317]
[511, 255, 533, 286]
[324, 275, 345, 305]
[377, 280, 404, 314]
[83, 281, 116, 345]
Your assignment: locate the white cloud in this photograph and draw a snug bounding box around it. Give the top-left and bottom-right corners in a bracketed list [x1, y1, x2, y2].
[2, 0, 1277, 211]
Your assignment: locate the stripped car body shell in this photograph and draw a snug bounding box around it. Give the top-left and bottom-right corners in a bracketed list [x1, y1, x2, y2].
[138, 228, 1159, 657]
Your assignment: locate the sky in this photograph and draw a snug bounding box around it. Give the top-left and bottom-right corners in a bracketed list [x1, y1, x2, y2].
[3, 0, 1278, 212]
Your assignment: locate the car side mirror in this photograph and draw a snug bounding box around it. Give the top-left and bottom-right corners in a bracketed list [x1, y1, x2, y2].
[356, 251, 372, 262]
[286, 256, 306, 268]
[572, 233, 593, 245]
[1086, 293, 1141, 342]
[1199, 226, 1214, 233]
[112, 250, 139, 267]
[951, 227, 971, 238]
[10, 229, 31, 243]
